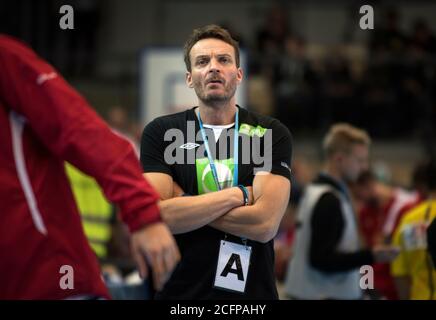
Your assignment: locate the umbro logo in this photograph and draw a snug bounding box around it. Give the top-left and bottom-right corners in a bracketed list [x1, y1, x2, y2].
[179, 142, 200, 150]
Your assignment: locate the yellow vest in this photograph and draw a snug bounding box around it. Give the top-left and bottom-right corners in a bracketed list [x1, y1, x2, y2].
[391, 200, 436, 300]
[65, 163, 114, 259]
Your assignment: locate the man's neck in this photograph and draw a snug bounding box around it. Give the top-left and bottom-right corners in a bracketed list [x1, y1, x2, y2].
[323, 163, 344, 185]
[197, 100, 237, 125]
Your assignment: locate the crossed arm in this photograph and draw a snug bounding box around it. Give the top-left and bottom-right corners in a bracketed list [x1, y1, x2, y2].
[144, 172, 291, 243]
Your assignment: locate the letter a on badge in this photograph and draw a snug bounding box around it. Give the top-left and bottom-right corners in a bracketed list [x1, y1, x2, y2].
[221, 253, 244, 280]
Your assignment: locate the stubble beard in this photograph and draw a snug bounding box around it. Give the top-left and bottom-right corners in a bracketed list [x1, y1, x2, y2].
[194, 79, 237, 108]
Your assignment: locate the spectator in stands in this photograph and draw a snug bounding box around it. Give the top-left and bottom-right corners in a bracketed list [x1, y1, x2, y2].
[275, 35, 320, 130]
[352, 171, 420, 299]
[285, 123, 399, 299]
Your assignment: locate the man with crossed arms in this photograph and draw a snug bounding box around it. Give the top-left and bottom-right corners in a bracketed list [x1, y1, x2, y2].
[141, 25, 292, 299]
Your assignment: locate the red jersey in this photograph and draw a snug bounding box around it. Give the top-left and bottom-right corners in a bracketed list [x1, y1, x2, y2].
[0, 35, 161, 299]
[359, 188, 420, 300]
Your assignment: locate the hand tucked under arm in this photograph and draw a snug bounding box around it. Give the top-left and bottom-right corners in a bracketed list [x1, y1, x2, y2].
[209, 173, 291, 243]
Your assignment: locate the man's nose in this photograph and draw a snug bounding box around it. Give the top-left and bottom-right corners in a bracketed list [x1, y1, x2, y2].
[208, 58, 220, 73]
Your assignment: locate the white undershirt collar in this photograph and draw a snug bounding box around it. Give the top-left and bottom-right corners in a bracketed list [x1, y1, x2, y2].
[203, 123, 235, 141]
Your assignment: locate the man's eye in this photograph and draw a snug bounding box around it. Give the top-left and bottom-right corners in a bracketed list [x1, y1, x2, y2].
[220, 57, 230, 63]
[197, 59, 208, 65]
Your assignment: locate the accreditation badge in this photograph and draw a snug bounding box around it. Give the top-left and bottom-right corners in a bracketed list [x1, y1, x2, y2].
[213, 240, 251, 293]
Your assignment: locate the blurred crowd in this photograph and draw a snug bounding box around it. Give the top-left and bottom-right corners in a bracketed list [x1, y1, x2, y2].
[2, 3, 435, 148]
[274, 153, 436, 300]
[246, 6, 436, 153]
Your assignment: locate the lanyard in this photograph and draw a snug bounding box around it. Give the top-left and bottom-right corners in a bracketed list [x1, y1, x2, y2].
[197, 108, 239, 190]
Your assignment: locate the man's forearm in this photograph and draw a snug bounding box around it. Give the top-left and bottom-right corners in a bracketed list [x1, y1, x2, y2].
[209, 204, 279, 243]
[158, 187, 244, 234]
[209, 174, 290, 243]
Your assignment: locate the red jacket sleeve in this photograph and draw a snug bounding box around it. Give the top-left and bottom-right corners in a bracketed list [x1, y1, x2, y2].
[0, 35, 161, 232]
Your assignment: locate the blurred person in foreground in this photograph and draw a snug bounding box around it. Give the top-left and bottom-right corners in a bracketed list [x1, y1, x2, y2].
[285, 123, 399, 299]
[0, 35, 179, 299]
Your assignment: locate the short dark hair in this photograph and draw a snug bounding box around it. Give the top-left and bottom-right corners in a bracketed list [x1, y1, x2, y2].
[183, 24, 240, 72]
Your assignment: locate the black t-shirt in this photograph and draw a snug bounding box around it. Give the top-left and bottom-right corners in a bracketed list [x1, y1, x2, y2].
[140, 106, 292, 299]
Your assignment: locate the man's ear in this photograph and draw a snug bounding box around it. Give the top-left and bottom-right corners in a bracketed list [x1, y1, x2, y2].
[332, 152, 344, 166]
[186, 71, 193, 88]
[236, 67, 243, 85]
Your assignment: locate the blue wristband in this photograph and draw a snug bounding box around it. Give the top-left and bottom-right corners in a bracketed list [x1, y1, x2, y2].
[237, 185, 249, 206]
